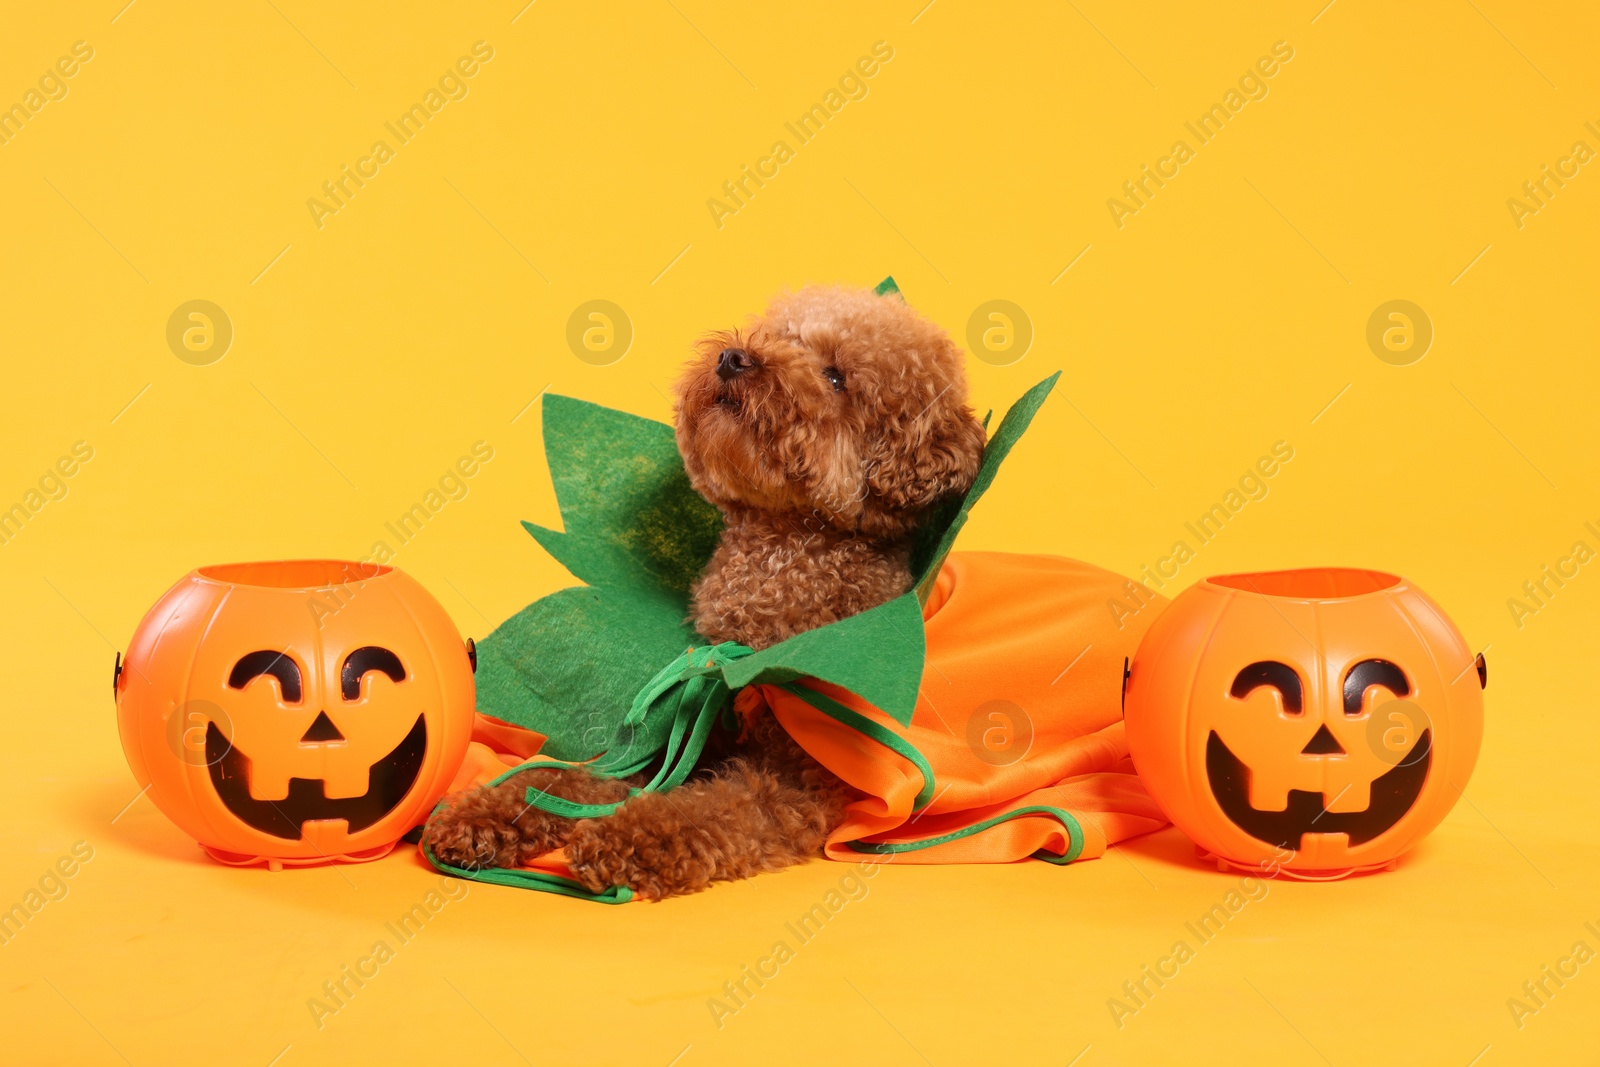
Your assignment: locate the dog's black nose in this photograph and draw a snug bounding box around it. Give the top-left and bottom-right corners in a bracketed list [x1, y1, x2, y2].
[717, 348, 754, 380]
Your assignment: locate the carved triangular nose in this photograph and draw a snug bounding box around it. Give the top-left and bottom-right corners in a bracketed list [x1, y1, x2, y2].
[1301, 724, 1345, 755]
[301, 711, 345, 743]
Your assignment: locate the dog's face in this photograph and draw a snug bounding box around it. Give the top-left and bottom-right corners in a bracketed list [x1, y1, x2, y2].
[675, 286, 986, 538]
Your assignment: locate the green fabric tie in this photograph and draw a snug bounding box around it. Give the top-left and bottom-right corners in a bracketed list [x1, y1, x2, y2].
[523, 642, 754, 817]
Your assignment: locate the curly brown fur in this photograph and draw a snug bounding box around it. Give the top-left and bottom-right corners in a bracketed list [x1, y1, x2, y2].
[568, 713, 853, 898]
[426, 285, 985, 898]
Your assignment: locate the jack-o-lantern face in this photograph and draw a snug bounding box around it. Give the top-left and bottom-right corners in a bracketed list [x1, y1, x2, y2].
[117, 561, 475, 866]
[1124, 568, 1484, 878]
[206, 645, 425, 839]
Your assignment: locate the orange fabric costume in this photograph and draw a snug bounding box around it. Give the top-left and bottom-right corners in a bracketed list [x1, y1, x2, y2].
[433, 552, 1169, 896]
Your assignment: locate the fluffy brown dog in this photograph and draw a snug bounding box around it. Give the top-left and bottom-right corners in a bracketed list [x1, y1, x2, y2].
[424, 285, 987, 898]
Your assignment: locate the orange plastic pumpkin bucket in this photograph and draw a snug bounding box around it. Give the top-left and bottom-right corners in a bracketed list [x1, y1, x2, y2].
[116, 560, 476, 868]
[1123, 567, 1484, 879]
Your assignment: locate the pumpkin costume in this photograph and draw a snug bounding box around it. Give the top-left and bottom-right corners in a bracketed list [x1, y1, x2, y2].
[425, 294, 1171, 901]
[749, 550, 1169, 866]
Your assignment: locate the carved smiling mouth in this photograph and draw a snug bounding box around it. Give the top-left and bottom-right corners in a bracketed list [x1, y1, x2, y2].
[204, 715, 427, 839]
[1206, 729, 1431, 848]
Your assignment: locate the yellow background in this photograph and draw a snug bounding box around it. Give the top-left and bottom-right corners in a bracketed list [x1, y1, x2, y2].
[2, 1, 1597, 1063]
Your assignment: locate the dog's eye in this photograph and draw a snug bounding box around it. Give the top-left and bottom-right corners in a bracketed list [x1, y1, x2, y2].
[823, 366, 845, 392]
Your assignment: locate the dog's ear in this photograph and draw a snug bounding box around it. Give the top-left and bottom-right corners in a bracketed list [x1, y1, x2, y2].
[863, 397, 986, 518]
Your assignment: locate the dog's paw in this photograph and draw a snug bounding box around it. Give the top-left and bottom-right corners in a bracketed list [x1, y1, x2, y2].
[565, 810, 715, 901]
[422, 793, 565, 872]
[422, 803, 521, 871]
[566, 819, 659, 899]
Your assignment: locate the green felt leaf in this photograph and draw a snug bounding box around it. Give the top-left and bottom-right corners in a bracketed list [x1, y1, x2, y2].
[874, 275, 900, 297]
[529, 394, 721, 595]
[473, 395, 718, 754]
[912, 371, 1060, 602]
[722, 591, 927, 724]
[473, 585, 699, 761]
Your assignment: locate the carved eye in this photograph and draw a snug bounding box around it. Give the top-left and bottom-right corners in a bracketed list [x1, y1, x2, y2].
[1229, 660, 1303, 714]
[341, 646, 406, 701]
[823, 366, 845, 392]
[229, 651, 303, 704]
[1342, 658, 1409, 715]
